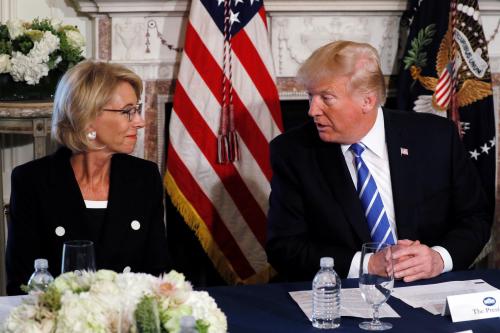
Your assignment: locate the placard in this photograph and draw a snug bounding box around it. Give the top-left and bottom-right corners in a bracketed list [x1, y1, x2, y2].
[445, 290, 500, 322]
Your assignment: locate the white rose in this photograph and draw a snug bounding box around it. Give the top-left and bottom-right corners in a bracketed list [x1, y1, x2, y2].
[3, 303, 46, 333]
[6, 19, 25, 39]
[0, 54, 11, 73]
[186, 291, 228, 333]
[10, 52, 49, 85]
[94, 269, 117, 282]
[30, 31, 59, 61]
[53, 271, 87, 293]
[161, 270, 192, 291]
[39, 319, 55, 333]
[65, 30, 85, 49]
[56, 293, 108, 333]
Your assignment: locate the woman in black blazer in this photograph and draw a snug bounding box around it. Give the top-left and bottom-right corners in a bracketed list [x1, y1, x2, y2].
[6, 61, 171, 295]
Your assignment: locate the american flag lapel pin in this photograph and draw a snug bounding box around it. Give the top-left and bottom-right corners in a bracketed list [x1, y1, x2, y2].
[400, 147, 409, 156]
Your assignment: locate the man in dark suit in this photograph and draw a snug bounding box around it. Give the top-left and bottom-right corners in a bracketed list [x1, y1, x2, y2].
[266, 40, 491, 282]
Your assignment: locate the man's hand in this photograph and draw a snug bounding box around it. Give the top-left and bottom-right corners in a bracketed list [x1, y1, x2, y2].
[368, 247, 392, 277]
[392, 243, 444, 282]
[392, 239, 420, 264]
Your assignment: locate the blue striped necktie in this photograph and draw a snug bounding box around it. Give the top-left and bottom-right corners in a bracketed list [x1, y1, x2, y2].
[350, 143, 395, 245]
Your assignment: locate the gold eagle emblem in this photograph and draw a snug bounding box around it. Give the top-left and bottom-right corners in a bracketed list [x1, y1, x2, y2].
[409, 27, 492, 110]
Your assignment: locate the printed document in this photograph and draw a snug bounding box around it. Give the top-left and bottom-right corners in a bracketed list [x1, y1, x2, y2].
[392, 279, 497, 315]
[289, 288, 400, 320]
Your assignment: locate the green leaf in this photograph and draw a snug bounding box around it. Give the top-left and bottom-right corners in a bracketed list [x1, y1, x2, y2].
[12, 35, 33, 54]
[0, 40, 12, 54]
[425, 24, 436, 34]
[38, 285, 62, 312]
[135, 295, 161, 333]
[0, 25, 10, 40]
[196, 319, 210, 333]
[403, 23, 437, 70]
[30, 18, 57, 35]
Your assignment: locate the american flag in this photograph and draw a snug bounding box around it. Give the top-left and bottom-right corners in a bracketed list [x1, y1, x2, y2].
[433, 63, 453, 110]
[165, 0, 283, 284]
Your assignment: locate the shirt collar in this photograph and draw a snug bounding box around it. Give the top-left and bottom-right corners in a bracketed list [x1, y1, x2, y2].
[341, 107, 385, 158]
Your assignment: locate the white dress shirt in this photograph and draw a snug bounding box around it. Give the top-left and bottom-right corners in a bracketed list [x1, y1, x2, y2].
[342, 107, 453, 278]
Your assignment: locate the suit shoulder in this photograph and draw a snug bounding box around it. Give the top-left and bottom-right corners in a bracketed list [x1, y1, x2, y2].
[113, 154, 159, 174]
[385, 108, 455, 132]
[271, 121, 317, 151]
[11, 152, 56, 181]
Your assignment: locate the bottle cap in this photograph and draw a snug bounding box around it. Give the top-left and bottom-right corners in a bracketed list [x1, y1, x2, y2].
[320, 257, 334, 268]
[34, 258, 48, 270]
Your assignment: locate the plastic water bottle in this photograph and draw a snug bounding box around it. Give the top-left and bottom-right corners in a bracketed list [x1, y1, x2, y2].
[312, 257, 341, 329]
[27, 259, 54, 293]
[179, 315, 197, 333]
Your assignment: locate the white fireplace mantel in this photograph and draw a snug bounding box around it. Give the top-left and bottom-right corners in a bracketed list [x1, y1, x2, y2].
[75, 0, 411, 14]
[75, 0, 500, 14]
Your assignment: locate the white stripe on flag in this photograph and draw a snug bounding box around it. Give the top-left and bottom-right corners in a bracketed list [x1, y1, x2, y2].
[177, 56, 271, 213]
[169, 111, 269, 272]
[190, 2, 281, 140]
[243, 11, 278, 81]
[231, 52, 281, 142]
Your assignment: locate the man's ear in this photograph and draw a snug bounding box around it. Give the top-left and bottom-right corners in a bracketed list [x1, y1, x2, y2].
[361, 92, 377, 113]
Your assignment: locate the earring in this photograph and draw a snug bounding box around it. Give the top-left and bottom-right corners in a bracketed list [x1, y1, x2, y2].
[87, 131, 96, 140]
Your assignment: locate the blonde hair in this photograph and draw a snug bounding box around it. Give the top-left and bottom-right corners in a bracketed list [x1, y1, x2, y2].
[51, 61, 143, 152]
[297, 40, 386, 105]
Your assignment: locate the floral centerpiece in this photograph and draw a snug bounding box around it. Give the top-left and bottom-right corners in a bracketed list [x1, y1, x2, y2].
[0, 17, 85, 101]
[2, 270, 227, 333]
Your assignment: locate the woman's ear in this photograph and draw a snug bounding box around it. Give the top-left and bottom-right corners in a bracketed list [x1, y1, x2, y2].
[85, 122, 97, 140]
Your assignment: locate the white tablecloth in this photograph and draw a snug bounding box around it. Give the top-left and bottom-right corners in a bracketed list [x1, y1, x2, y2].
[0, 295, 29, 323]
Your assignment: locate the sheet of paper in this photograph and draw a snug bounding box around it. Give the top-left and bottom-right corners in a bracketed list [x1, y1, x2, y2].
[289, 288, 400, 320]
[392, 279, 497, 315]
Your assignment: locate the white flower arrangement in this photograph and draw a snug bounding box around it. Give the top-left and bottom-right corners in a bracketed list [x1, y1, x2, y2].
[2, 270, 228, 333]
[0, 18, 85, 85]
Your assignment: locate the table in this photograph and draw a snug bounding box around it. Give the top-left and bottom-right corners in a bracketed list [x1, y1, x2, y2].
[0, 102, 53, 158]
[0, 101, 54, 296]
[205, 269, 500, 333]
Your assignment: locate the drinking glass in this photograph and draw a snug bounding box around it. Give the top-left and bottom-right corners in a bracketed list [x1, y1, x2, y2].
[358, 242, 394, 331]
[61, 240, 96, 274]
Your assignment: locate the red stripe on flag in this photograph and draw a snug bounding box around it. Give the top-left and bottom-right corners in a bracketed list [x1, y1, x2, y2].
[436, 74, 450, 90]
[173, 83, 268, 245]
[167, 144, 256, 279]
[184, 22, 273, 180]
[436, 85, 450, 100]
[232, 29, 284, 132]
[259, 6, 268, 29]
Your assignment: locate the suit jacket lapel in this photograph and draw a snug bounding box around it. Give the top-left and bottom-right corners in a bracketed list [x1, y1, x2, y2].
[383, 109, 418, 239]
[100, 155, 132, 248]
[315, 139, 371, 243]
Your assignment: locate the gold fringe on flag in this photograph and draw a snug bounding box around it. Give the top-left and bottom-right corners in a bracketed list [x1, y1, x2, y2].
[164, 171, 274, 285]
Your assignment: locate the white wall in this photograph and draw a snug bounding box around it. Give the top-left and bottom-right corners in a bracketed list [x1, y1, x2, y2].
[0, 0, 93, 57]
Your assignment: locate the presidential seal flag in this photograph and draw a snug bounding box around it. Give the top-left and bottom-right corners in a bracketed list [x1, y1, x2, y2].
[165, 0, 283, 284]
[397, 0, 496, 217]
